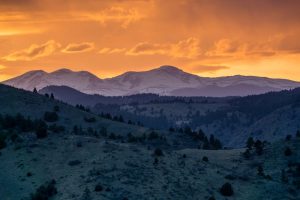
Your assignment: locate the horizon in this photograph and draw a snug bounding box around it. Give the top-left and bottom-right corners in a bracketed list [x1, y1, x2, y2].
[1, 0, 300, 81]
[2, 65, 300, 82]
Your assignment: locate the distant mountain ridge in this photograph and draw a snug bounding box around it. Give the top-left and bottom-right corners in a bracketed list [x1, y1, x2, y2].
[39, 85, 300, 147]
[3, 65, 300, 97]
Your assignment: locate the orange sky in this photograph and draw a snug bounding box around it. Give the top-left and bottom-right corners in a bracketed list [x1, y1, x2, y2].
[0, 0, 300, 81]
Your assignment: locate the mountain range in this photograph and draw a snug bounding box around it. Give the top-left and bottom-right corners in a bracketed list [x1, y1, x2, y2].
[3, 65, 300, 97]
[39, 84, 300, 147]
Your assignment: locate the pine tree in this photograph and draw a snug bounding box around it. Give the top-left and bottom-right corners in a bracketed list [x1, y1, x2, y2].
[246, 137, 254, 149]
[254, 140, 263, 155]
[118, 115, 124, 122]
[209, 134, 215, 145]
[284, 147, 292, 156]
[296, 130, 300, 138]
[203, 136, 210, 149]
[198, 129, 205, 141]
[214, 139, 223, 150]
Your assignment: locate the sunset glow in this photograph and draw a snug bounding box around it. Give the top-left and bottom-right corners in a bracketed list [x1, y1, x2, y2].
[0, 0, 300, 81]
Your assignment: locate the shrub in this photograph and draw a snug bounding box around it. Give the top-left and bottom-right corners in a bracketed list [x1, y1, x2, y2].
[220, 182, 234, 196]
[68, 160, 81, 166]
[0, 134, 6, 149]
[169, 127, 175, 132]
[109, 133, 116, 140]
[31, 180, 57, 200]
[202, 156, 209, 162]
[265, 175, 272, 180]
[10, 133, 19, 142]
[208, 196, 216, 200]
[35, 121, 48, 139]
[48, 124, 65, 133]
[127, 133, 138, 143]
[257, 165, 264, 176]
[99, 127, 107, 137]
[224, 174, 236, 180]
[284, 147, 292, 156]
[148, 131, 159, 140]
[286, 135, 292, 141]
[81, 188, 91, 200]
[43, 112, 58, 122]
[154, 148, 163, 156]
[94, 184, 103, 192]
[84, 117, 96, 123]
[153, 158, 159, 165]
[53, 106, 60, 112]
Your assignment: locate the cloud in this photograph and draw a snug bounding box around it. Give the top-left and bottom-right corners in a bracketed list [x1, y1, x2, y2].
[62, 42, 95, 53]
[98, 47, 126, 54]
[276, 33, 300, 54]
[206, 39, 238, 56]
[79, 7, 144, 28]
[126, 42, 168, 56]
[205, 38, 276, 58]
[0, 29, 42, 36]
[3, 40, 60, 61]
[126, 37, 202, 58]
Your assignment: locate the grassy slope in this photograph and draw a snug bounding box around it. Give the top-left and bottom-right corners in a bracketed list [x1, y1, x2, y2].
[0, 134, 299, 200]
[0, 84, 149, 136]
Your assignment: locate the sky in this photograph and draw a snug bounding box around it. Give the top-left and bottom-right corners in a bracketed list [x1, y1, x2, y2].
[0, 0, 300, 81]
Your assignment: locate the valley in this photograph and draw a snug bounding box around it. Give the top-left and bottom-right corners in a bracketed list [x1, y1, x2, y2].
[40, 85, 300, 147]
[0, 83, 299, 200]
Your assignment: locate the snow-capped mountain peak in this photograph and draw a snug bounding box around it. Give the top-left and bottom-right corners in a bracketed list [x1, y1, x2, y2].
[2, 66, 300, 96]
[50, 68, 73, 75]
